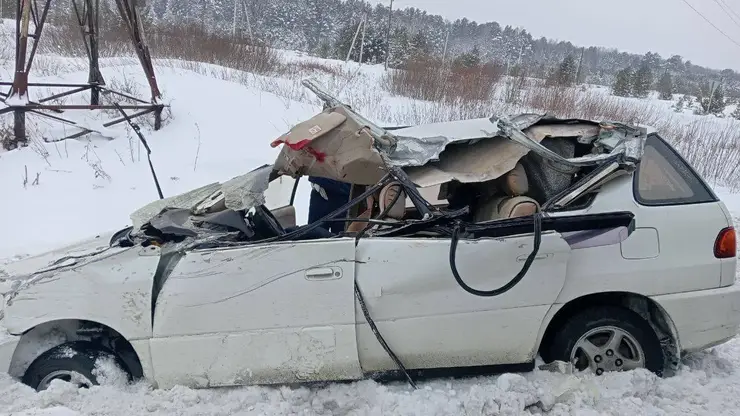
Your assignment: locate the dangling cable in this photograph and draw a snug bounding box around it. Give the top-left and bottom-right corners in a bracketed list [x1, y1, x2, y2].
[354, 281, 418, 389]
[114, 102, 164, 200]
[449, 213, 543, 297]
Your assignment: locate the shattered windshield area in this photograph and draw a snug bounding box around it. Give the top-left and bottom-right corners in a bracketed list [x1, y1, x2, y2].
[127, 165, 274, 245]
[130, 164, 273, 232]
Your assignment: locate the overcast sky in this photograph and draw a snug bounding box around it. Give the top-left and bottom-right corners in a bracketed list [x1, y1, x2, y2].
[367, 0, 740, 70]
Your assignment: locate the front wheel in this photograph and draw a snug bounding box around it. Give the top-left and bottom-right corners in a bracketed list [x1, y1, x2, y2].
[22, 341, 131, 391]
[545, 306, 664, 376]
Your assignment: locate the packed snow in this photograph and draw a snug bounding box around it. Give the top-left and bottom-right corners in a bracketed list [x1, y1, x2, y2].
[3, 48, 740, 415]
[3, 343, 740, 415]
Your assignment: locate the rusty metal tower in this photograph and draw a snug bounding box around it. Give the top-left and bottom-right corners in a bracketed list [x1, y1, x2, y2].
[0, 0, 165, 145]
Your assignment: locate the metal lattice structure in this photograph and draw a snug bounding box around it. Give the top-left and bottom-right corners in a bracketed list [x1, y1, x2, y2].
[0, 0, 165, 144]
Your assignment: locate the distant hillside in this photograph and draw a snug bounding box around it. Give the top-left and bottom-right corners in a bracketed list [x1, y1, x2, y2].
[5, 0, 739, 99]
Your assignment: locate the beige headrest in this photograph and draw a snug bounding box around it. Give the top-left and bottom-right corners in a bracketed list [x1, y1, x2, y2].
[474, 195, 539, 223]
[500, 163, 529, 196]
[378, 183, 407, 220]
[498, 196, 539, 218]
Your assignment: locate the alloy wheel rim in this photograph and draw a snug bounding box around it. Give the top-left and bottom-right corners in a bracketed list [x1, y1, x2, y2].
[570, 325, 645, 375]
[37, 370, 93, 391]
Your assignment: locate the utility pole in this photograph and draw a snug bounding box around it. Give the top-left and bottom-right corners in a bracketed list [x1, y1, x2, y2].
[384, 0, 393, 70]
[442, 27, 450, 64]
[346, 17, 363, 62]
[241, 0, 253, 42]
[575, 47, 585, 84]
[516, 44, 524, 66]
[707, 79, 721, 115]
[359, 13, 367, 64]
[232, 0, 238, 38]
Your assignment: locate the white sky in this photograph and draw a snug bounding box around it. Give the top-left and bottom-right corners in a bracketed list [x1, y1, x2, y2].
[368, 0, 740, 71]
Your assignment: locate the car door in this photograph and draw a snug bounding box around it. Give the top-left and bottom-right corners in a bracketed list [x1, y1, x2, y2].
[354, 229, 572, 373]
[148, 237, 363, 389]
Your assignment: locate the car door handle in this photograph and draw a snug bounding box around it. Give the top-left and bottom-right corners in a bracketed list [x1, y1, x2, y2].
[517, 253, 553, 262]
[305, 267, 342, 280]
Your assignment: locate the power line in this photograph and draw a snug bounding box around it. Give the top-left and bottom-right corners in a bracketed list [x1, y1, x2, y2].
[712, 0, 740, 30]
[719, 0, 740, 23]
[681, 0, 740, 50]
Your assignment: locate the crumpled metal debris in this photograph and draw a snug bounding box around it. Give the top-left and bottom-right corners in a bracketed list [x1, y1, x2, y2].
[285, 79, 647, 188]
[129, 165, 273, 232]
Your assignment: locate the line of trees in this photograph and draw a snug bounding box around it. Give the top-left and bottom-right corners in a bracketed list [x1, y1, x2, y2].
[33, 0, 740, 116]
[95, 0, 740, 99]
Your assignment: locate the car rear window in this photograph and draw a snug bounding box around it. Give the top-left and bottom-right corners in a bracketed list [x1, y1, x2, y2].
[634, 134, 717, 206]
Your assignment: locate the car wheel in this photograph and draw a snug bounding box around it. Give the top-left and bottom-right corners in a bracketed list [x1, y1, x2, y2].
[546, 306, 664, 376]
[22, 341, 131, 391]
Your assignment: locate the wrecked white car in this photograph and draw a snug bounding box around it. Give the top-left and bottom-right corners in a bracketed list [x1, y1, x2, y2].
[1, 79, 739, 392]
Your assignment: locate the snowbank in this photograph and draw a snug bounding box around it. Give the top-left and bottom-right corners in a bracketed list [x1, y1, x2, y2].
[2, 340, 740, 415]
[0, 64, 320, 259]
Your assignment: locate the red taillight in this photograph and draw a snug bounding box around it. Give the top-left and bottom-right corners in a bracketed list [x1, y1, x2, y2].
[715, 227, 736, 259]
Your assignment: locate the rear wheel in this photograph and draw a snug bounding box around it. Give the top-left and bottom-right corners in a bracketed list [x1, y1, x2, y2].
[545, 306, 664, 376]
[22, 341, 131, 391]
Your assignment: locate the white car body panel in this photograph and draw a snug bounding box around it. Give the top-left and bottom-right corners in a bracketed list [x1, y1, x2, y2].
[550, 175, 730, 303]
[651, 285, 740, 353]
[354, 233, 571, 371]
[715, 201, 737, 287]
[0, 331, 20, 373]
[150, 238, 363, 389]
[3, 245, 161, 342]
[130, 339, 157, 384]
[0, 231, 120, 279]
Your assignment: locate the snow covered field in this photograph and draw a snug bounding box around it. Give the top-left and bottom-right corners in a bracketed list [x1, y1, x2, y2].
[4, 37, 740, 414]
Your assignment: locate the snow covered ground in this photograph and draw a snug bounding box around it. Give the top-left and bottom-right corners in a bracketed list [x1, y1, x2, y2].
[2, 344, 740, 416]
[3, 40, 740, 414]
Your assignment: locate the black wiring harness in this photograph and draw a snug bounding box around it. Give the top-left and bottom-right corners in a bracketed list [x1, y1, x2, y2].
[449, 213, 543, 297]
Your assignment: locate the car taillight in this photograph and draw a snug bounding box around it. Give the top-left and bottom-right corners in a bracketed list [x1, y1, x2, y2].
[715, 227, 736, 259]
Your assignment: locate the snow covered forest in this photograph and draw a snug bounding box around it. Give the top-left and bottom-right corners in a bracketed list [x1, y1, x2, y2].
[8, 0, 739, 108]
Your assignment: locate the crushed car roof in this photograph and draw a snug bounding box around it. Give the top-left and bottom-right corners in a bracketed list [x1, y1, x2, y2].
[271, 78, 647, 186]
[130, 79, 648, 229]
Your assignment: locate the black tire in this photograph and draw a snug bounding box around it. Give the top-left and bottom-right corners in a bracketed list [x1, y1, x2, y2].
[544, 306, 664, 376]
[22, 341, 131, 391]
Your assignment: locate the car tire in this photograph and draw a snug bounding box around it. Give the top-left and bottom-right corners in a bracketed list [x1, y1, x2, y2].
[545, 306, 664, 376]
[22, 341, 131, 391]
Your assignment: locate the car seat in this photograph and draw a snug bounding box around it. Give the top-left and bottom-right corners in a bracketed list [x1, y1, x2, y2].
[473, 163, 540, 223]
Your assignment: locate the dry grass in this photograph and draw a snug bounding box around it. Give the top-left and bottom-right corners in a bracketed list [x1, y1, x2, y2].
[0, 120, 16, 150]
[289, 61, 350, 78]
[31, 20, 285, 77]
[520, 86, 666, 126]
[147, 24, 283, 76]
[667, 119, 740, 188]
[386, 56, 505, 103]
